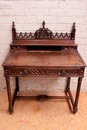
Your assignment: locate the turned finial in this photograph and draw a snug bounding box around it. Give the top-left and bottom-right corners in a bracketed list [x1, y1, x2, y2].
[12, 21, 16, 40]
[42, 21, 45, 28]
[71, 22, 76, 40]
[12, 22, 15, 29]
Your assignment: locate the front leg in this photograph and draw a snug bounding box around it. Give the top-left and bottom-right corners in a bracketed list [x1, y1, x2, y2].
[65, 77, 71, 92]
[73, 77, 82, 114]
[12, 77, 20, 107]
[5, 77, 13, 114]
[15, 77, 19, 92]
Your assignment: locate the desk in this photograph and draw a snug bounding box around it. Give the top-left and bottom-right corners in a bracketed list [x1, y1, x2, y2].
[2, 21, 86, 114]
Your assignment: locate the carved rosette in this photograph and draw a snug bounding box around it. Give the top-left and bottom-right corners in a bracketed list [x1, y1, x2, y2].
[4, 68, 84, 77]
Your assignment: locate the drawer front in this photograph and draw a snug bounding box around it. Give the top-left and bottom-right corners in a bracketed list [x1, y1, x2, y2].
[4, 67, 84, 77]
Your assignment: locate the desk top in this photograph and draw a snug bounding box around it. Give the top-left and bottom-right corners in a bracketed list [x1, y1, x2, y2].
[2, 50, 86, 68]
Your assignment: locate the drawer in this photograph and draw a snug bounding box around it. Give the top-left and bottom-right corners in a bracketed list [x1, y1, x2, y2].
[4, 67, 84, 77]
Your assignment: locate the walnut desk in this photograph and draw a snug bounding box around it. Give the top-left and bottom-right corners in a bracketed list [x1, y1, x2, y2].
[2, 21, 86, 114]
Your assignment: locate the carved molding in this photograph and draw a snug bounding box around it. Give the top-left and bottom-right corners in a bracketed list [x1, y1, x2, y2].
[11, 46, 77, 51]
[11, 46, 26, 50]
[61, 47, 77, 54]
[4, 68, 84, 77]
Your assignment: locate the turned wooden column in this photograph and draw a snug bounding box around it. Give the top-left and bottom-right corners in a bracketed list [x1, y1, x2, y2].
[12, 77, 20, 107]
[15, 77, 19, 92]
[73, 77, 83, 114]
[65, 77, 71, 92]
[5, 76, 13, 114]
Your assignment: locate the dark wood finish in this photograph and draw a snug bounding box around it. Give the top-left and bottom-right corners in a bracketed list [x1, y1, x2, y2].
[2, 21, 86, 114]
[12, 21, 76, 40]
[73, 77, 82, 114]
[5, 77, 13, 114]
[12, 77, 19, 108]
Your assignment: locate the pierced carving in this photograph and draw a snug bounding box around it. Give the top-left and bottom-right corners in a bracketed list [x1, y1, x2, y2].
[4, 68, 84, 77]
[52, 32, 71, 39]
[12, 21, 75, 40]
[35, 21, 52, 39]
[16, 32, 35, 39]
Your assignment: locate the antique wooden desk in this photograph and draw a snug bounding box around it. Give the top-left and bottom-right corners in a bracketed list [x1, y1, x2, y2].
[2, 21, 86, 114]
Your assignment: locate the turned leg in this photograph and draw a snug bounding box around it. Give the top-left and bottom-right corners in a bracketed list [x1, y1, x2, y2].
[5, 77, 13, 114]
[73, 77, 82, 114]
[12, 77, 19, 107]
[65, 77, 74, 111]
[15, 77, 19, 92]
[65, 77, 71, 92]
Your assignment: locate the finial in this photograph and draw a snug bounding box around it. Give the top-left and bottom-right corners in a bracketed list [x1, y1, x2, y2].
[73, 22, 75, 29]
[42, 21, 45, 28]
[71, 22, 76, 40]
[12, 21, 16, 40]
[12, 21, 15, 29]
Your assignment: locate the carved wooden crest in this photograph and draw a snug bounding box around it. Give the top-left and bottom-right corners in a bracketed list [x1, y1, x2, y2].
[12, 21, 76, 40]
[35, 21, 52, 39]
